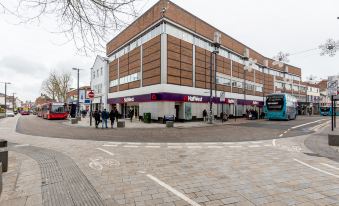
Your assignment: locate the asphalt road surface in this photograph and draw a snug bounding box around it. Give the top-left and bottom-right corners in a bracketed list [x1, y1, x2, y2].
[16, 115, 329, 142]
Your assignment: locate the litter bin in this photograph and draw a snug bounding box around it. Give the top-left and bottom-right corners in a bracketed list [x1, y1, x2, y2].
[143, 113, 151, 123]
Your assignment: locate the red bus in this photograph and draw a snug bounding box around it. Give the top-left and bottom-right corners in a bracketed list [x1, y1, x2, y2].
[41, 102, 68, 120]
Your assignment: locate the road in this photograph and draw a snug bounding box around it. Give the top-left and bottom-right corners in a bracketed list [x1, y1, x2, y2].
[16, 115, 328, 142]
[1, 115, 339, 206]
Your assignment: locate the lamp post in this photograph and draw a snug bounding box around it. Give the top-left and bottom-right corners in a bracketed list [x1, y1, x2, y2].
[72, 68, 81, 117]
[208, 32, 221, 124]
[12, 93, 16, 112]
[0, 82, 11, 117]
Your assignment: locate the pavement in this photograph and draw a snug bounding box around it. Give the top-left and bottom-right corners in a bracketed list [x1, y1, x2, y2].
[1, 115, 339, 205]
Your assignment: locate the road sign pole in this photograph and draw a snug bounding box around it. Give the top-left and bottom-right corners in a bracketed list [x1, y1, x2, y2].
[331, 95, 334, 131]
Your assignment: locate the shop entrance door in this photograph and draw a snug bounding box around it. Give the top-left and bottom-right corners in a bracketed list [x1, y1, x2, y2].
[175, 105, 179, 121]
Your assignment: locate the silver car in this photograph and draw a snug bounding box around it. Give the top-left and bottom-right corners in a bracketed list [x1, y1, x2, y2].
[6, 111, 15, 117]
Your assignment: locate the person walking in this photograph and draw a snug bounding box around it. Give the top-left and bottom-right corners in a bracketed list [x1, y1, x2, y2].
[129, 108, 134, 122]
[202, 109, 207, 122]
[109, 109, 116, 128]
[114, 108, 119, 125]
[101, 109, 109, 129]
[93, 110, 100, 128]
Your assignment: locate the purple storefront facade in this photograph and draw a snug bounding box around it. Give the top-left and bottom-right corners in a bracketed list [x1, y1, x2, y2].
[108, 92, 264, 121]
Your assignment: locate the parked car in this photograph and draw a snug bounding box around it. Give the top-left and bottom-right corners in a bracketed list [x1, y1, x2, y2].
[20, 110, 30, 115]
[6, 110, 15, 117]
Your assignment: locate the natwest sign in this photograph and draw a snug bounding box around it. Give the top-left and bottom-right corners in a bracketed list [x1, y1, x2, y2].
[123, 97, 135, 102]
[184, 95, 203, 102]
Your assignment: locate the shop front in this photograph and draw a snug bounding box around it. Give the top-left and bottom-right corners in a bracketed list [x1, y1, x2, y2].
[108, 92, 264, 122]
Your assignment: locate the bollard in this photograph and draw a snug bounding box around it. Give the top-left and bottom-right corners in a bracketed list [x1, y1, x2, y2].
[117, 121, 125, 128]
[0, 162, 2, 195]
[166, 121, 174, 128]
[0, 140, 7, 148]
[0, 150, 8, 172]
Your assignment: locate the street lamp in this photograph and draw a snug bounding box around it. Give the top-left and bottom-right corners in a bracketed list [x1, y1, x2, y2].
[0, 82, 11, 117]
[12, 92, 16, 112]
[72, 68, 82, 117]
[208, 31, 221, 124]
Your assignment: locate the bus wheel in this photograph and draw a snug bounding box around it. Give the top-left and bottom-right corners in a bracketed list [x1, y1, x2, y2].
[287, 115, 291, 121]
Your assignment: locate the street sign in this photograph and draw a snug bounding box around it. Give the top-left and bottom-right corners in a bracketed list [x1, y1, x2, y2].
[328, 80, 338, 96]
[220, 91, 225, 102]
[88, 91, 94, 100]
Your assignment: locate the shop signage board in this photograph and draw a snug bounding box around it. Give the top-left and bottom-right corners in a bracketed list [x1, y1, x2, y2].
[334, 95, 339, 100]
[327, 80, 338, 96]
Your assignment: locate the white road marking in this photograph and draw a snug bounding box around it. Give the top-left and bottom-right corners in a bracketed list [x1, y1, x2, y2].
[229, 145, 242, 148]
[248, 145, 260, 148]
[168, 146, 183, 149]
[89, 158, 103, 171]
[272, 139, 276, 146]
[187, 146, 202, 149]
[203, 142, 217, 145]
[146, 174, 201, 206]
[251, 141, 263, 144]
[279, 134, 283, 137]
[147, 143, 161, 145]
[283, 131, 288, 134]
[207, 145, 223, 149]
[264, 144, 272, 147]
[126, 142, 142, 145]
[145, 145, 160, 148]
[107, 142, 122, 145]
[102, 144, 118, 147]
[291, 119, 326, 129]
[185, 143, 200, 146]
[123, 145, 139, 148]
[222, 142, 234, 145]
[96, 148, 114, 156]
[294, 159, 339, 178]
[321, 163, 339, 171]
[14, 144, 30, 147]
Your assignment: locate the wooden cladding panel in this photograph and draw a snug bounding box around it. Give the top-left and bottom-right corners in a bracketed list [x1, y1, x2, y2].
[167, 36, 193, 87]
[142, 37, 160, 87]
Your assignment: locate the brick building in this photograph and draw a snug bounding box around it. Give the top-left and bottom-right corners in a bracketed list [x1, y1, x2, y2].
[106, 0, 307, 121]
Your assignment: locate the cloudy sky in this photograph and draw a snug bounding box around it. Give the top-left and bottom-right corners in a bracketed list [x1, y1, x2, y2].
[0, 0, 339, 102]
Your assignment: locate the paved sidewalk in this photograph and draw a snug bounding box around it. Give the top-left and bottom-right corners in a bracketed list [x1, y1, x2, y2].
[0, 150, 42, 206]
[63, 116, 260, 129]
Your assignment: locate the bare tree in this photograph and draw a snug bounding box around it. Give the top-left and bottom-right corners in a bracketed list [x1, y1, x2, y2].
[41, 71, 72, 102]
[0, 0, 138, 53]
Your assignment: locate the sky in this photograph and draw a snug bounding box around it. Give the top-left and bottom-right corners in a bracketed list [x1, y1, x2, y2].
[0, 0, 339, 102]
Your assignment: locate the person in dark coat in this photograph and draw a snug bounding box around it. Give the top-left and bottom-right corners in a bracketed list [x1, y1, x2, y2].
[101, 109, 109, 129]
[109, 109, 116, 128]
[93, 110, 100, 128]
[129, 108, 134, 122]
[203, 109, 207, 122]
[114, 108, 119, 124]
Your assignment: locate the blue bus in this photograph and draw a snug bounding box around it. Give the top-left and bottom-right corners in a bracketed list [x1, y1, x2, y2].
[320, 106, 339, 116]
[265, 93, 298, 120]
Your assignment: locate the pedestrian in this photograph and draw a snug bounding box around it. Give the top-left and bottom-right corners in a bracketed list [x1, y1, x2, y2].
[93, 110, 100, 128]
[101, 109, 109, 129]
[203, 109, 207, 122]
[114, 108, 119, 125]
[109, 109, 116, 128]
[129, 108, 134, 122]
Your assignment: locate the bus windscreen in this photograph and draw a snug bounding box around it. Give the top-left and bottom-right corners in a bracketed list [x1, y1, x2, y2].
[51, 105, 65, 113]
[266, 95, 284, 111]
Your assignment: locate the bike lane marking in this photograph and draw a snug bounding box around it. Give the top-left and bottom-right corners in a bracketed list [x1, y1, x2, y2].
[321, 163, 339, 171]
[291, 119, 327, 129]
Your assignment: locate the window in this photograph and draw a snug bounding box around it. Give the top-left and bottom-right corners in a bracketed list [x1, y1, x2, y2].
[110, 80, 118, 87]
[216, 76, 231, 86]
[256, 86, 263, 92]
[93, 71, 95, 79]
[293, 85, 299, 91]
[96, 70, 99, 77]
[100, 68, 103, 76]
